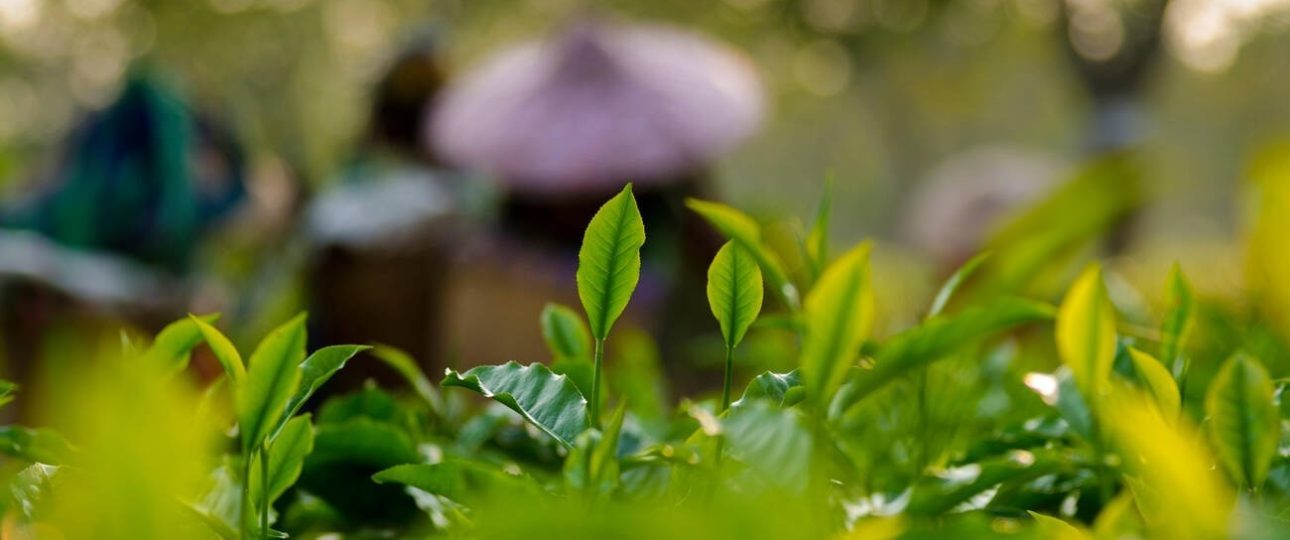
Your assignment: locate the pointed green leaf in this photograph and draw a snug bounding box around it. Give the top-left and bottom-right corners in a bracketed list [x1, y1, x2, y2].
[800, 243, 875, 404]
[707, 241, 765, 349]
[373, 463, 465, 500]
[928, 252, 990, 318]
[686, 198, 798, 309]
[237, 314, 306, 452]
[258, 414, 314, 505]
[1056, 264, 1117, 399]
[275, 345, 370, 438]
[576, 184, 646, 341]
[190, 315, 246, 384]
[442, 362, 589, 448]
[0, 379, 17, 409]
[1126, 348, 1180, 420]
[143, 313, 221, 370]
[733, 370, 802, 409]
[541, 303, 592, 363]
[1160, 264, 1194, 376]
[906, 450, 1064, 516]
[833, 297, 1055, 416]
[804, 176, 833, 283]
[1205, 354, 1279, 489]
[370, 344, 443, 414]
[373, 459, 535, 502]
[0, 426, 74, 464]
[565, 402, 626, 498]
[1029, 512, 1089, 539]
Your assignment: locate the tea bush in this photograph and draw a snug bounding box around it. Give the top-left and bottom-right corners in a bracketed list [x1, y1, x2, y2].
[0, 176, 1287, 539]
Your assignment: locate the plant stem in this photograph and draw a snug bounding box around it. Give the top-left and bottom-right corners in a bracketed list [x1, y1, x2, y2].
[259, 445, 270, 539]
[720, 345, 734, 413]
[241, 455, 253, 539]
[591, 338, 605, 429]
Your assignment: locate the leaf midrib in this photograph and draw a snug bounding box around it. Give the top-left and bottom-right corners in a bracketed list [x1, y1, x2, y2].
[724, 248, 743, 349]
[594, 197, 632, 337]
[246, 331, 304, 449]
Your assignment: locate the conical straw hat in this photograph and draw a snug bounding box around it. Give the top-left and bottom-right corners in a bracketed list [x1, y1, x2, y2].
[431, 19, 764, 194]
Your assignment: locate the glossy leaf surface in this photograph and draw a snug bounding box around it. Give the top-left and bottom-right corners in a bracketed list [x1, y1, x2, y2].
[707, 241, 764, 349]
[576, 183, 645, 341]
[443, 361, 589, 448]
[237, 314, 306, 452]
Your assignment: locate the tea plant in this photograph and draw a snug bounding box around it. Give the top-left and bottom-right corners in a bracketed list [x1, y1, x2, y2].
[1, 173, 1288, 539]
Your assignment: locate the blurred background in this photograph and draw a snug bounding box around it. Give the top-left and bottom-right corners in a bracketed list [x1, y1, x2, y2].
[1, 0, 1289, 407]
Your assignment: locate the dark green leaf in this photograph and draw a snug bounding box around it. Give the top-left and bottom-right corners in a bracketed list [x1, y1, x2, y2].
[374, 460, 535, 502]
[237, 314, 306, 452]
[733, 370, 802, 409]
[442, 362, 590, 448]
[1205, 354, 1280, 488]
[0, 426, 73, 464]
[707, 241, 764, 349]
[907, 450, 1065, 516]
[576, 183, 646, 341]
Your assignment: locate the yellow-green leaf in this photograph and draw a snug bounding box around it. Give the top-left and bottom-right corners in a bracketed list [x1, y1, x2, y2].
[1126, 348, 1180, 420]
[800, 242, 874, 404]
[1056, 264, 1116, 399]
[1205, 354, 1280, 489]
[190, 315, 246, 384]
[1104, 386, 1232, 539]
[144, 313, 221, 371]
[707, 241, 764, 349]
[576, 184, 645, 341]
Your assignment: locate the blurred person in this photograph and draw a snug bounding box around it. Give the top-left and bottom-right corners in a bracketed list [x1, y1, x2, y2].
[904, 146, 1063, 273]
[303, 32, 473, 382]
[430, 17, 764, 390]
[0, 74, 247, 411]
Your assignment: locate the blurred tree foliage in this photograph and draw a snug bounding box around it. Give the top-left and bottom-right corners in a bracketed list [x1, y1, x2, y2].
[0, 0, 1287, 248]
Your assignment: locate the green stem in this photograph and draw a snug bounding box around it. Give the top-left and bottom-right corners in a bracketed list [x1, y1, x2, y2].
[240, 454, 253, 539]
[259, 445, 270, 539]
[721, 345, 735, 413]
[591, 338, 605, 429]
